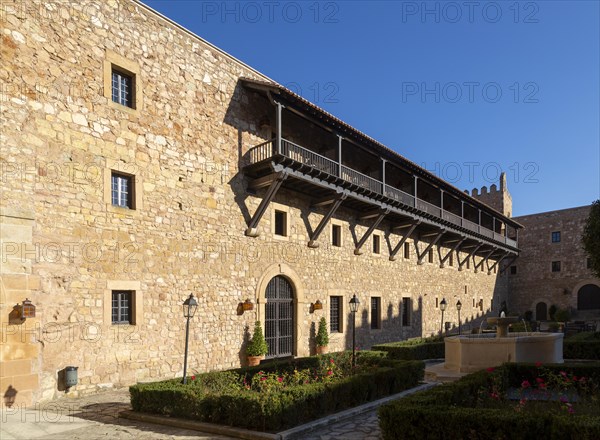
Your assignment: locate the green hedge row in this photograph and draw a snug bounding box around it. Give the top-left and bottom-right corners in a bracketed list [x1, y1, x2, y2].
[379, 362, 600, 440]
[372, 340, 444, 360]
[130, 354, 424, 432]
[564, 333, 600, 360]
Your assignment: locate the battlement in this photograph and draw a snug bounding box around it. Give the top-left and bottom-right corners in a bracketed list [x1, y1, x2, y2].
[465, 173, 512, 217]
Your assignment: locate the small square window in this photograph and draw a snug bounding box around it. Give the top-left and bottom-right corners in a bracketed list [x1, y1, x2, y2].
[551, 231, 561, 243]
[373, 235, 381, 254]
[552, 261, 561, 272]
[404, 242, 410, 259]
[510, 265, 517, 275]
[330, 296, 342, 333]
[111, 68, 135, 108]
[371, 297, 381, 329]
[332, 224, 341, 247]
[111, 172, 134, 209]
[274, 210, 287, 236]
[402, 297, 411, 326]
[112, 290, 133, 324]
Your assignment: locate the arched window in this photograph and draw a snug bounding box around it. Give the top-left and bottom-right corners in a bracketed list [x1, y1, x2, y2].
[535, 302, 547, 321]
[577, 284, 600, 310]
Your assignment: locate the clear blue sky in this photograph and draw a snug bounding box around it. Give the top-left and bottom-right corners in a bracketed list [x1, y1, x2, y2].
[142, 0, 599, 216]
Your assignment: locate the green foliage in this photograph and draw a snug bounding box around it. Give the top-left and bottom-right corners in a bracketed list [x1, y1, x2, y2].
[583, 200, 600, 279]
[554, 308, 571, 322]
[379, 362, 600, 440]
[130, 352, 424, 432]
[524, 310, 533, 321]
[315, 317, 329, 347]
[564, 338, 600, 360]
[247, 321, 268, 357]
[549, 304, 558, 321]
[372, 337, 444, 360]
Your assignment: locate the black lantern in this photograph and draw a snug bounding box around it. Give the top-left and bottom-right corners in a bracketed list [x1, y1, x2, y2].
[439, 298, 447, 335]
[349, 294, 360, 369]
[182, 294, 197, 384]
[456, 300, 462, 335]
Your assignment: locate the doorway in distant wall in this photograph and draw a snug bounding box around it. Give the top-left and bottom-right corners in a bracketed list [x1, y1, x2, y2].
[577, 284, 600, 310]
[265, 276, 294, 358]
[535, 302, 547, 321]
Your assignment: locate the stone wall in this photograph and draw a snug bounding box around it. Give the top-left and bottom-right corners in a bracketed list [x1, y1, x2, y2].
[1, 0, 506, 405]
[508, 206, 599, 318]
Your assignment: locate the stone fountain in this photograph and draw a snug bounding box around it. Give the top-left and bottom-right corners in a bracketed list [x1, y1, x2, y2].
[443, 316, 564, 373]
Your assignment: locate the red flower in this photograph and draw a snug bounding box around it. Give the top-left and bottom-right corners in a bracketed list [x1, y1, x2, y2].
[560, 371, 567, 377]
[260, 377, 267, 381]
[277, 377, 283, 383]
[327, 370, 333, 376]
[486, 367, 495, 373]
[536, 377, 544, 384]
[521, 380, 531, 389]
[330, 358, 334, 364]
[489, 392, 500, 400]
[535, 362, 542, 367]
[191, 375, 196, 381]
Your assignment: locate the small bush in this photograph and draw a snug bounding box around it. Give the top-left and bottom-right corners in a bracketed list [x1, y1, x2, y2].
[315, 317, 329, 347]
[247, 321, 268, 357]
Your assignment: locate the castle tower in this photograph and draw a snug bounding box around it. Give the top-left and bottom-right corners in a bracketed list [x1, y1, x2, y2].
[469, 173, 513, 217]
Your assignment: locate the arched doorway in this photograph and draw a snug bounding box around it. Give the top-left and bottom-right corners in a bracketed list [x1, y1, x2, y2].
[265, 276, 294, 358]
[577, 284, 600, 310]
[535, 302, 547, 321]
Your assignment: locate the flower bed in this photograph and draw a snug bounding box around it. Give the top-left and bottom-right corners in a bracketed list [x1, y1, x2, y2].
[379, 362, 600, 440]
[372, 336, 444, 360]
[130, 351, 423, 432]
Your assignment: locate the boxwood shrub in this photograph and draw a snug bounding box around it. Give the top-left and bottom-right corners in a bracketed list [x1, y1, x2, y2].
[379, 362, 600, 440]
[372, 337, 444, 360]
[564, 332, 600, 360]
[130, 352, 424, 432]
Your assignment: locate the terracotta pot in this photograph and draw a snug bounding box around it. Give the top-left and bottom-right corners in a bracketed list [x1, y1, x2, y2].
[247, 355, 263, 366]
[316, 345, 328, 355]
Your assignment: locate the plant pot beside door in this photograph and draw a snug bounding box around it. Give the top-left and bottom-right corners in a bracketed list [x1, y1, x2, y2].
[247, 321, 268, 366]
[315, 317, 329, 355]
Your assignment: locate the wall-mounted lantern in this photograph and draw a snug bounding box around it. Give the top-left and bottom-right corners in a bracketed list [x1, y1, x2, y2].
[311, 300, 323, 312]
[242, 299, 254, 312]
[65, 366, 78, 391]
[20, 298, 36, 320]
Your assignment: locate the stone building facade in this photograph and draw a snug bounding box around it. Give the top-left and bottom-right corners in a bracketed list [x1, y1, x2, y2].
[508, 206, 600, 320]
[1, 0, 519, 407]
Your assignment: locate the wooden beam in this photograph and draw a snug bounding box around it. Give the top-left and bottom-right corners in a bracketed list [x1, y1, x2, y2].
[474, 248, 496, 273]
[416, 230, 445, 264]
[249, 174, 276, 191]
[393, 222, 418, 230]
[389, 221, 421, 261]
[311, 195, 338, 208]
[354, 208, 390, 255]
[245, 171, 288, 237]
[487, 252, 509, 274]
[308, 193, 347, 248]
[358, 209, 383, 221]
[438, 238, 466, 268]
[458, 243, 482, 271]
[499, 255, 518, 275]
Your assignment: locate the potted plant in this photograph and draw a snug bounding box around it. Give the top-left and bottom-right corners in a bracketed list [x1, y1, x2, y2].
[315, 317, 329, 355]
[247, 321, 268, 366]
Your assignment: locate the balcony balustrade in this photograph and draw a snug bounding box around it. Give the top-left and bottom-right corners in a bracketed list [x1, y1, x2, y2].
[247, 138, 517, 248]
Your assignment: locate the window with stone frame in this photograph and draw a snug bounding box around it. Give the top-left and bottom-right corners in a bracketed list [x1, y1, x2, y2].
[402, 297, 411, 326]
[112, 290, 133, 324]
[551, 231, 561, 243]
[552, 261, 561, 272]
[332, 224, 342, 247]
[373, 234, 381, 254]
[111, 172, 134, 209]
[329, 296, 342, 333]
[111, 67, 135, 108]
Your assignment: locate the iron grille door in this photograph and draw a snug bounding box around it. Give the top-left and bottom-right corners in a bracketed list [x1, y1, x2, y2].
[265, 276, 294, 358]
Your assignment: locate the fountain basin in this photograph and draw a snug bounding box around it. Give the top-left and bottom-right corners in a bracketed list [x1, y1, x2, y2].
[444, 333, 564, 373]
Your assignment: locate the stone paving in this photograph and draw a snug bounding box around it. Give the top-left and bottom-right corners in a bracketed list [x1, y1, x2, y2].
[1, 382, 436, 440]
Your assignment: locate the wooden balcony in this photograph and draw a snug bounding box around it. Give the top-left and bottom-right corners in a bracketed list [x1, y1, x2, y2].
[245, 138, 518, 250]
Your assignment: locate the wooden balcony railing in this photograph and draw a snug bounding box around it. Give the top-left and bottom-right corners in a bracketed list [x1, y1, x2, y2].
[247, 138, 517, 248]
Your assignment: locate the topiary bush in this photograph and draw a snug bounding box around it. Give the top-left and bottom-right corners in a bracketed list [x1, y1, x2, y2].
[247, 321, 268, 357]
[315, 317, 329, 347]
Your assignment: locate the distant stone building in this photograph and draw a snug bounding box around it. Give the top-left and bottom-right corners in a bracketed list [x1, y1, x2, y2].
[1, 0, 520, 406]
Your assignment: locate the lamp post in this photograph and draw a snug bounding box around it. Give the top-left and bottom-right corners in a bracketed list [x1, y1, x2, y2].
[349, 294, 360, 369]
[456, 300, 462, 335]
[182, 293, 198, 384]
[440, 298, 447, 335]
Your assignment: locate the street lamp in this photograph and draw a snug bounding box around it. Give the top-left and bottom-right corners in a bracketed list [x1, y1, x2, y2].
[456, 300, 462, 335]
[182, 293, 198, 384]
[349, 294, 360, 369]
[440, 298, 447, 335]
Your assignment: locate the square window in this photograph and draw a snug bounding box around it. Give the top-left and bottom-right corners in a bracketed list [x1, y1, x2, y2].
[552, 261, 561, 272]
[373, 235, 381, 254]
[332, 224, 342, 247]
[111, 172, 134, 209]
[404, 242, 410, 259]
[274, 210, 287, 236]
[551, 231, 561, 243]
[112, 290, 133, 324]
[371, 297, 381, 329]
[111, 68, 135, 108]
[402, 297, 411, 326]
[510, 265, 517, 275]
[330, 296, 342, 333]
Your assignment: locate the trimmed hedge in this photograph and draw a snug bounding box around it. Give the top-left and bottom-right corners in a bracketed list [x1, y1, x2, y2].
[564, 332, 600, 360]
[372, 337, 444, 360]
[379, 362, 600, 440]
[130, 352, 424, 432]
